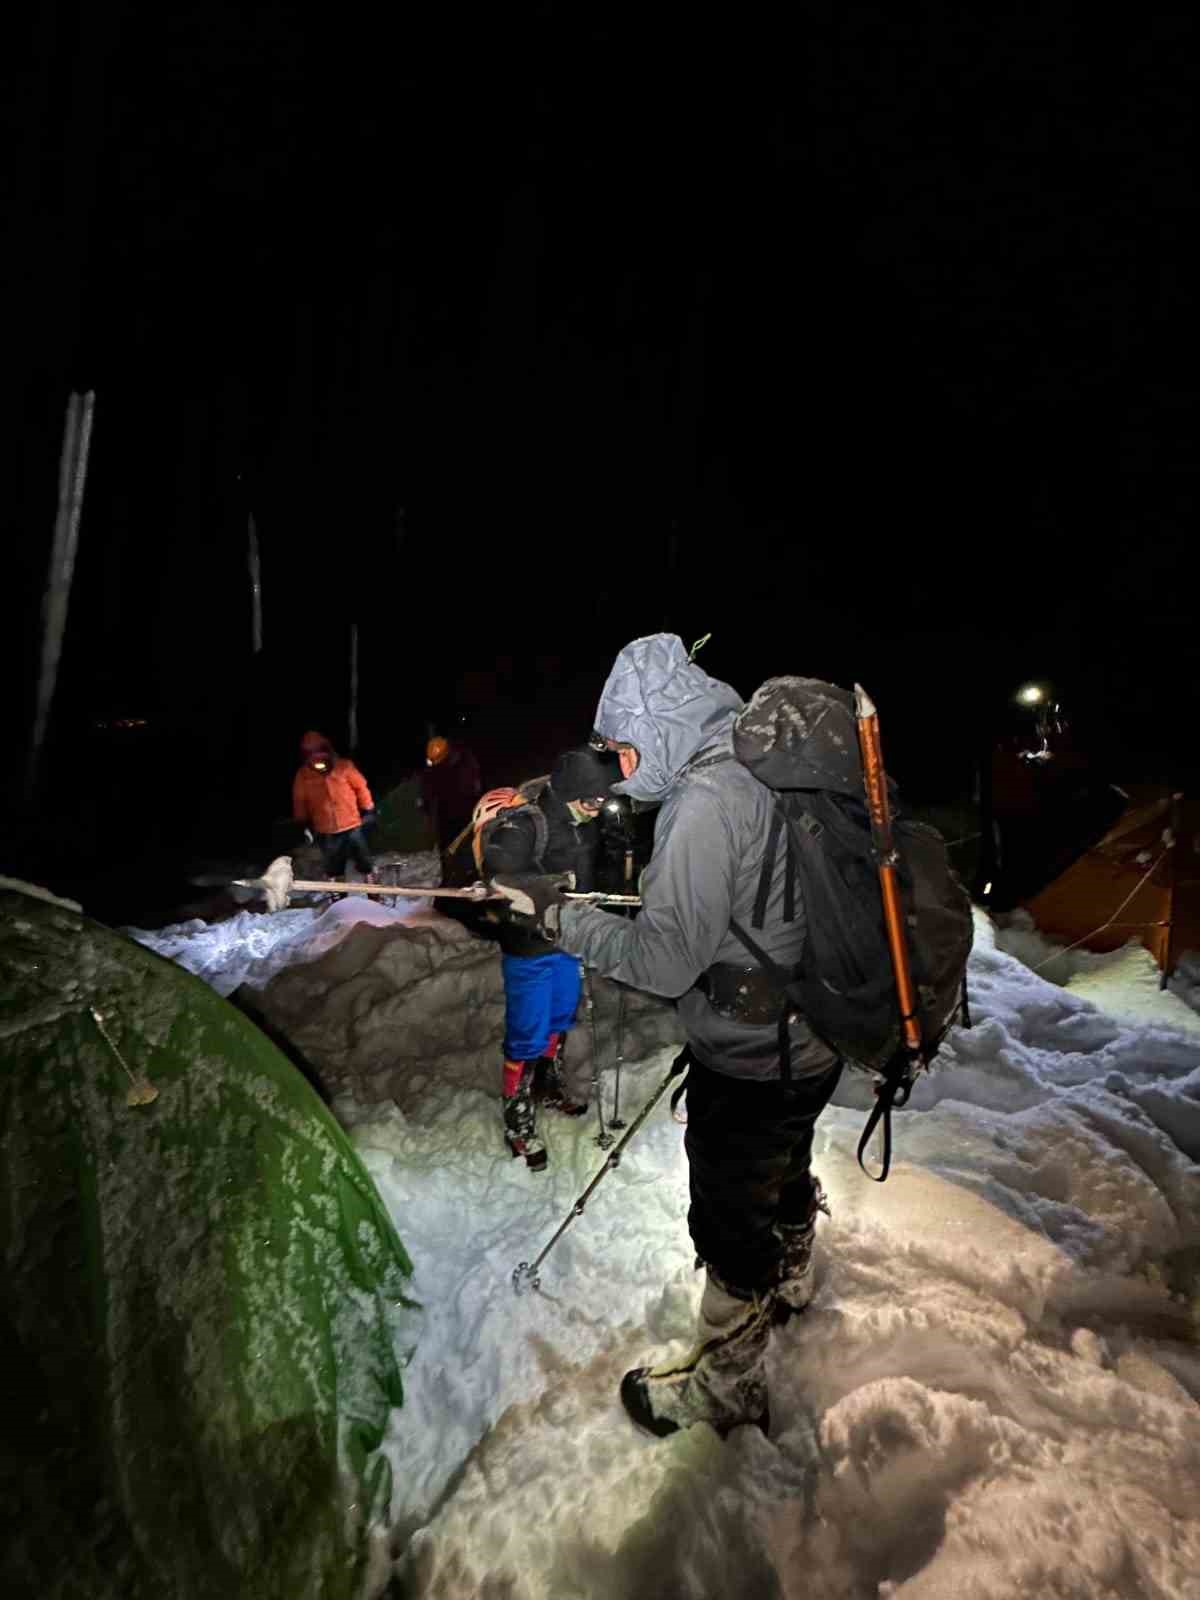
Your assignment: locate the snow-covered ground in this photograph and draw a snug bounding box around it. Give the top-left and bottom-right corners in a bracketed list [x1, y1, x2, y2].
[994, 908, 1200, 1040]
[131, 904, 1200, 1598]
[127, 894, 433, 997]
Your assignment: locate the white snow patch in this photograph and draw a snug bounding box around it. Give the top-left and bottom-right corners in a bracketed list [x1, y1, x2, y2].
[995, 908, 1200, 1037]
[125, 895, 432, 997]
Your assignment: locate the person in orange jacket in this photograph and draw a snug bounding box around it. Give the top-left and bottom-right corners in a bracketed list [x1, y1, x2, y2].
[292, 731, 376, 879]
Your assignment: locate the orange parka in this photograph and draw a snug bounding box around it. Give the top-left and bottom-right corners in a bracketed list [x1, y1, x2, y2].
[292, 733, 374, 835]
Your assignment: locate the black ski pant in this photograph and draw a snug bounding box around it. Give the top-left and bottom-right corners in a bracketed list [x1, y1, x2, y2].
[316, 826, 373, 879]
[685, 1055, 843, 1294]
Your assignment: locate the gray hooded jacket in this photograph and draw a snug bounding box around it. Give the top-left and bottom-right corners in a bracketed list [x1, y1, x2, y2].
[557, 635, 836, 1082]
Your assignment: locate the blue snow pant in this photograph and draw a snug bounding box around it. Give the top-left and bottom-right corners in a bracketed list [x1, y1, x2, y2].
[501, 950, 582, 1062]
[685, 1056, 843, 1293]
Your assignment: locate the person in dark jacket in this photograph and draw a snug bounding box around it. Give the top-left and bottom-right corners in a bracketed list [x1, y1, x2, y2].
[420, 735, 483, 849]
[481, 746, 616, 1170]
[489, 636, 841, 1438]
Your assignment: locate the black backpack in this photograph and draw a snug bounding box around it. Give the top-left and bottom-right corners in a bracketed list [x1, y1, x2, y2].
[727, 676, 974, 1174]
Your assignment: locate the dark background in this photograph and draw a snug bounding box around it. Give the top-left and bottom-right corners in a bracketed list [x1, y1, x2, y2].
[3, 3, 1196, 915]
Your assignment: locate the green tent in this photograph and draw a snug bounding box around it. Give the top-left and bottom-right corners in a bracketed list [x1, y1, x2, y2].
[0, 881, 418, 1600]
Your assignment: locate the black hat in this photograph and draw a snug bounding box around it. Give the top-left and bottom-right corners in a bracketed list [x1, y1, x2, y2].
[550, 746, 617, 804]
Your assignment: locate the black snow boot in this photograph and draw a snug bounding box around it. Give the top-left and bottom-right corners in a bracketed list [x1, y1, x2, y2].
[772, 1177, 831, 1322]
[533, 1035, 588, 1117]
[620, 1268, 773, 1439]
[501, 1065, 547, 1171]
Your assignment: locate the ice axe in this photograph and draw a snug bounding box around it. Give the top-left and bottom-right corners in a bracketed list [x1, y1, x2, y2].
[233, 856, 641, 915]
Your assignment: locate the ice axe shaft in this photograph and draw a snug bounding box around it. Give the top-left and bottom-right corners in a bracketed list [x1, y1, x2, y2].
[853, 686, 923, 1063]
[238, 880, 640, 904]
[854, 683, 925, 1183]
[234, 876, 496, 900]
[233, 856, 641, 912]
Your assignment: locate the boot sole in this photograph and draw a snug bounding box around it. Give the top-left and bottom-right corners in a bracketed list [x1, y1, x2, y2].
[506, 1142, 548, 1171]
[619, 1369, 770, 1440]
[620, 1370, 680, 1438]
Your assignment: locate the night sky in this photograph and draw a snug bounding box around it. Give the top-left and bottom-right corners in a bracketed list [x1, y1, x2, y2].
[6, 5, 1197, 860]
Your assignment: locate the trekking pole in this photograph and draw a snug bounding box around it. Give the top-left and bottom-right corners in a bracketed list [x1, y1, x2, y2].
[512, 1046, 690, 1293]
[581, 965, 613, 1150]
[611, 851, 640, 1126]
[854, 684, 926, 1181]
[609, 987, 626, 1128]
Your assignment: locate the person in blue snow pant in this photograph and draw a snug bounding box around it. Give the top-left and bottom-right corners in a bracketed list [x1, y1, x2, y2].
[479, 746, 618, 1170]
[500, 948, 583, 1064]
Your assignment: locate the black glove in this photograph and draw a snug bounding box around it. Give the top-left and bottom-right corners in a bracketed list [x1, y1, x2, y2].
[490, 872, 574, 939]
[360, 808, 377, 828]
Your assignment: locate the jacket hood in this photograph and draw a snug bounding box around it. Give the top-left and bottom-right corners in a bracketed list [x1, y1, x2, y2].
[593, 634, 744, 803]
[300, 730, 336, 760]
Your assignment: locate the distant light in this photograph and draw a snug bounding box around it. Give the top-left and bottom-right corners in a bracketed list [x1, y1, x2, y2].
[982, 881, 992, 897]
[604, 800, 621, 813]
[1015, 683, 1044, 706]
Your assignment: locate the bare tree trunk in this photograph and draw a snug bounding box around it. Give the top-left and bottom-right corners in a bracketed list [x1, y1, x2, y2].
[247, 512, 263, 655]
[26, 390, 95, 800]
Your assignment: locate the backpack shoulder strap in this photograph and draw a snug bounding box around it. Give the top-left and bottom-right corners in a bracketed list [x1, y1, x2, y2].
[526, 802, 550, 870]
[749, 791, 816, 931]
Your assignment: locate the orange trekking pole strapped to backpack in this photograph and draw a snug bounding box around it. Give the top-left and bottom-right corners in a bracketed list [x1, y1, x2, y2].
[854, 683, 928, 1180]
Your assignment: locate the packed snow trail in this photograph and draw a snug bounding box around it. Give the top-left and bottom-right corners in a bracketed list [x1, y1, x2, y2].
[339, 921, 1199, 1598]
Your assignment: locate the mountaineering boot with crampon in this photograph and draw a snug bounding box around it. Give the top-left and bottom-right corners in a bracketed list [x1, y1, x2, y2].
[533, 1031, 588, 1117]
[620, 1268, 772, 1439]
[772, 1177, 831, 1321]
[501, 1060, 547, 1171]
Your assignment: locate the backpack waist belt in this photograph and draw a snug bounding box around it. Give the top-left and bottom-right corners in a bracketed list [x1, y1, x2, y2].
[695, 963, 787, 1025]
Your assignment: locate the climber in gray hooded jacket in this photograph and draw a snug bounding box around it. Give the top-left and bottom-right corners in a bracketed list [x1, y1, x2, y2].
[491, 634, 843, 1440]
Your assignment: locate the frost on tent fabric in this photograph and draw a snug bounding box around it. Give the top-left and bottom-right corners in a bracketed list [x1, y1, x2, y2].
[0, 883, 419, 1600]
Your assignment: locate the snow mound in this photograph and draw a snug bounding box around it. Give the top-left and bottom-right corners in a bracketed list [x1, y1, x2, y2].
[994, 909, 1200, 1037]
[126, 895, 432, 997]
[1169, 949, 1200, 1014]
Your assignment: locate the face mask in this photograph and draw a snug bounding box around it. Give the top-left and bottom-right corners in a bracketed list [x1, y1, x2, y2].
[567, 798, 602, 823]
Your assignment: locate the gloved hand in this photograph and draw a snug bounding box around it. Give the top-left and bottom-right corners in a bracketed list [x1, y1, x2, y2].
[490, 872, 574, 938]
[360, 808, 377, 828]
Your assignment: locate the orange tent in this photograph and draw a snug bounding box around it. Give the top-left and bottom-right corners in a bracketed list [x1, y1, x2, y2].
[1022, 788, 1200, 975]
